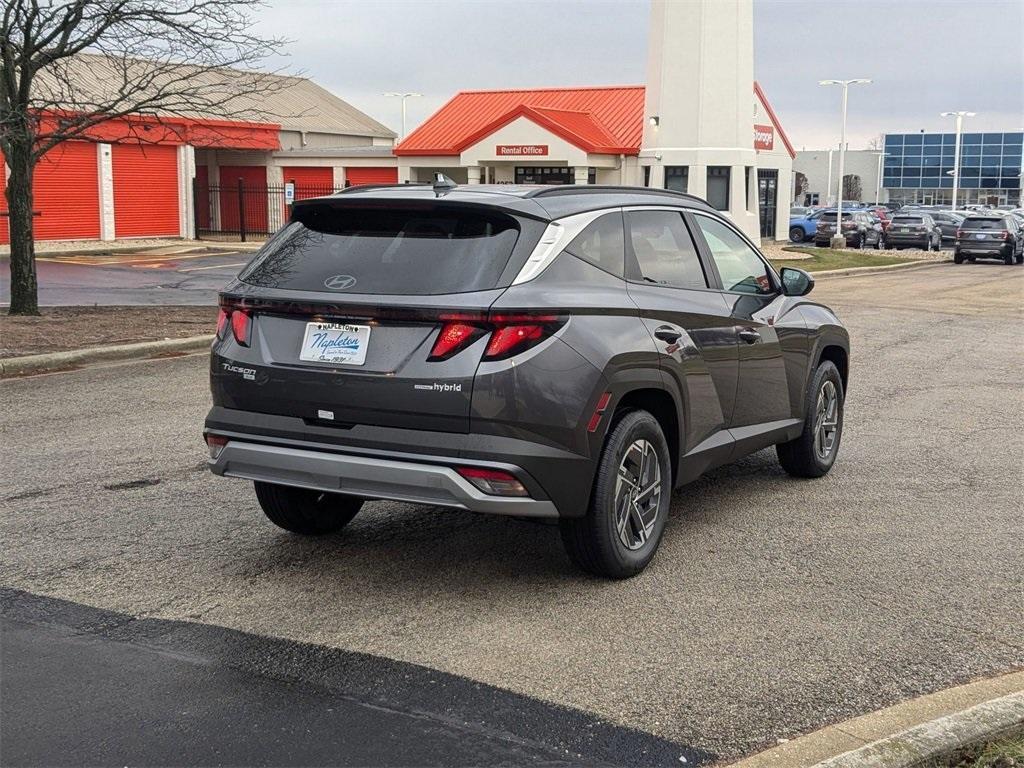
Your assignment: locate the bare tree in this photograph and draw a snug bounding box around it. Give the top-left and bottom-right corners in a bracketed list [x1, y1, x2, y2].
[1, 0, 288, 315]
[842, 174, 863, 201]
[866, 133, 884, 151]
[793, 171, 808, 205]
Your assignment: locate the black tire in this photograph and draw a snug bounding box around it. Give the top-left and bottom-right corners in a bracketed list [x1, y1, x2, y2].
[254, 481, 363, 535]
[1004, 250, 1014, 266]
[1015, 254, 1023, 265]
[789, 227, 805, 243]
[953, 250, 964, 264]
[560, 410, 671, 579]
[883, 240, 892, 250]
[776, 361, 844, 479]
[933, 237, 941, 252]
[853, 233, 863, 249]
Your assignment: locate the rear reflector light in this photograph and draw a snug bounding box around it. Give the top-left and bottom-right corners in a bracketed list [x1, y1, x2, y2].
[205, 433, 228, 459]
[456, 467, 529, 497]
[587, 391, 612, 433]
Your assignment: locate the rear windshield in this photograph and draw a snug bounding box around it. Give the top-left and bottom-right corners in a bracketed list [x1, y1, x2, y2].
[819, 212, 852, 221]
[961, 218, 1003, 230]
[239, 205, 520, 294]
[892, 216, 924, 224]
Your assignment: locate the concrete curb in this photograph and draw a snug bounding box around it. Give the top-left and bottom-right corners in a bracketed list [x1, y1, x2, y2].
[0, 335, 214, 377]
[812, 259, 950, 279]
[728, 670, 1024, 768]
[817, 691, 1024, 768]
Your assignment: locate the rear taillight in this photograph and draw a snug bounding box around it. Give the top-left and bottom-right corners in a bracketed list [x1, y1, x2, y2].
[955, 229, 963, 239]
[841, 222, 855, 230]
[428, 322, 485, 361]
[456, 467, 529, 497]
[999, 230, 1010, 240]
[429, 313, 564, 362]
[218, 299, 252, 346]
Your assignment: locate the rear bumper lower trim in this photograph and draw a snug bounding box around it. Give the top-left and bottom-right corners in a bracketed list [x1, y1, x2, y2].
[209, 440, 560, 518]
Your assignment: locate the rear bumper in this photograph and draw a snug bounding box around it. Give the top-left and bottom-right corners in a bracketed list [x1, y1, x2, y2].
[884, 233, 929, 246]
[204, 406, 596, 517]
[209, 439, 559, 518]
[955, 241, 1011, 255]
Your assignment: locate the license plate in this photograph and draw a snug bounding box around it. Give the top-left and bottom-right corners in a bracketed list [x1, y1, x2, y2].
[898, 226, 908, 232]
[299, 322, 370, 365]
[975, 233, 986, 239]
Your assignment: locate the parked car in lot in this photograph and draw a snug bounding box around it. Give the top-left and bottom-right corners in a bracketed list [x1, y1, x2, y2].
[863, 206, 892, 233]
[883, 213, 942, 251]
[789, 207, 827, 242]
[928, 211, 966, 243]
[814, 210, 882, 248]
[204, 182, 850, 578]
[953, 214, 1024, 265]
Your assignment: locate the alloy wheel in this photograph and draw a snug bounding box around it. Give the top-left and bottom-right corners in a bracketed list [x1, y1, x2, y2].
[614, 439, 662, 550]
[813, 380, 839, 461]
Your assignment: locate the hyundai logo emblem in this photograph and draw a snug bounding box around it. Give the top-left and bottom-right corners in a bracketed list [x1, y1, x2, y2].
[323, 274, 357, 291]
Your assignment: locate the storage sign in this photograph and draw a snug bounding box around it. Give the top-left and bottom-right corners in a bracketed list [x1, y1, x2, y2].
[496, 145, 549, 156]
[754, 125, 774, 151]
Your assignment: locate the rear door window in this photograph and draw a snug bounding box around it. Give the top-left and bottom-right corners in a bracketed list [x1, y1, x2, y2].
[627, 210, 708, 289]
[239, 205, 520, 294]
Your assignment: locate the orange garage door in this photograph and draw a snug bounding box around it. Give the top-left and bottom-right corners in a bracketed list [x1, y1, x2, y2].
[282, 166, 336, 200]
[0, 141, 100, 244]
[112, 144, 180, 237]
[345, 167, 398, 186]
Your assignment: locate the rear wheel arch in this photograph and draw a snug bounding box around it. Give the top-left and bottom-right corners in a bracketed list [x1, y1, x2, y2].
[611, 388, 680, 486]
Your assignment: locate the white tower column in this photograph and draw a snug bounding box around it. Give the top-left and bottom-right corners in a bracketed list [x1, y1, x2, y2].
[640, 0, 760, 240]
[97, 143, 115, 241]
[573, 166, 589, 185]
[466, 166, 482, 184]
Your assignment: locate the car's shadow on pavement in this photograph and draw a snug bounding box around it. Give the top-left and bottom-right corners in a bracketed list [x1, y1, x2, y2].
[226, 448, 791, 588]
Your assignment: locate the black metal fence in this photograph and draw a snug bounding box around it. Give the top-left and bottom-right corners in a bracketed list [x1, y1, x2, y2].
[193, 180, 341, 241]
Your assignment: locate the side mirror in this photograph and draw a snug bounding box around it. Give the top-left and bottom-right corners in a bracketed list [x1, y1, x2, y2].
[780, 266, 814, 297]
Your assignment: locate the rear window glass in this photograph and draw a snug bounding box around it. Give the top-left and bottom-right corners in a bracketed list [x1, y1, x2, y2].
[892, 216, 924, 224]
[961, 218, 1003, 230]
[819, 212, 852, 221]
[239, 205, 520, 294]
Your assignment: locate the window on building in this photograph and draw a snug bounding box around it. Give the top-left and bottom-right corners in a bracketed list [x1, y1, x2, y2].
[643, 165, 651, 188]
[745, 166, 754, 211]
[693, 215, 773, 295]
[563, 212, 625, 277]
[627, 210, 707, 289]
[664, 166, 688, 193]
[707, 166, 730, 210]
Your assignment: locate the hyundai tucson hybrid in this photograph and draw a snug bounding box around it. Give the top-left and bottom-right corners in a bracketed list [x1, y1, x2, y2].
[205, 182, 850, 578]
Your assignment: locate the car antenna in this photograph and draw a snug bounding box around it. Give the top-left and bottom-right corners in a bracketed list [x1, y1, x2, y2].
[433, 173, 458, 197]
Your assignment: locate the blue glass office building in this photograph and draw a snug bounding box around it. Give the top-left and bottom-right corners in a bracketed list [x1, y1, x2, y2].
[883, 131, 1022, 206]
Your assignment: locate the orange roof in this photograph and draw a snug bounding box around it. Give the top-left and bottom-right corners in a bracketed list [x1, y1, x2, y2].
[395, 85, 645, 156]
[395, 82, 795, 160]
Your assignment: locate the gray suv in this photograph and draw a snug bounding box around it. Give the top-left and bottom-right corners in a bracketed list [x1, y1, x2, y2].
[205, 182, 850, 578]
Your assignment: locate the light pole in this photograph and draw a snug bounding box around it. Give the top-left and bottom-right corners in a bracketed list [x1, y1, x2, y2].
[869, 151, 889, 205]
[820, 78, 872, 247]
[383, 92, 422, 141]
[941, 111, 975, 209]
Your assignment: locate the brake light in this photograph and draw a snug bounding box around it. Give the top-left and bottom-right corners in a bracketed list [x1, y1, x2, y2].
[428, 322, 484, 361]
[841, 221, 856, 230]
[428, 313, 564, 362]
[999, 230, 1010, 240]
[456, 467, 529, 497]
[204, 433, 228, 459]
[230, 308, 252, 346]
[218, 298, 252, 346]
[956, 229, 963, 239]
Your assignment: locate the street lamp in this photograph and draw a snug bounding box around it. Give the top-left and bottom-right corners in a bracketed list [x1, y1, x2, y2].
[820, 78, 872, 247]
[941, 111, 976, 209]
[868, 151, 889, 205]
[383, 92, 422, 141]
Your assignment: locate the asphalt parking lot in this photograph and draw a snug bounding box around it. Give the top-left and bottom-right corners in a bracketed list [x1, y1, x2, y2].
[0, 248, 251, 306]
[2, 264, 1022, 765]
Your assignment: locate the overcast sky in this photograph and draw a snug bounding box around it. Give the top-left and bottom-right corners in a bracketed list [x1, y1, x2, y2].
[254, 0, 1024, 150]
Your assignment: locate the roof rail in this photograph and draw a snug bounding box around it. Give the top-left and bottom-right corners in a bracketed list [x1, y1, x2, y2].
[524, 185, 709, 206]
[332, 182, 429, 195]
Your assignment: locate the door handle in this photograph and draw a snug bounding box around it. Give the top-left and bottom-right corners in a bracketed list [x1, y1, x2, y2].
[738, 328, 761, 344]
[654, 326, 682, 343]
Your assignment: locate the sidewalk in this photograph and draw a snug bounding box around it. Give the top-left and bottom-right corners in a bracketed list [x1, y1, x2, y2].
[0, 238, 263, 259]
